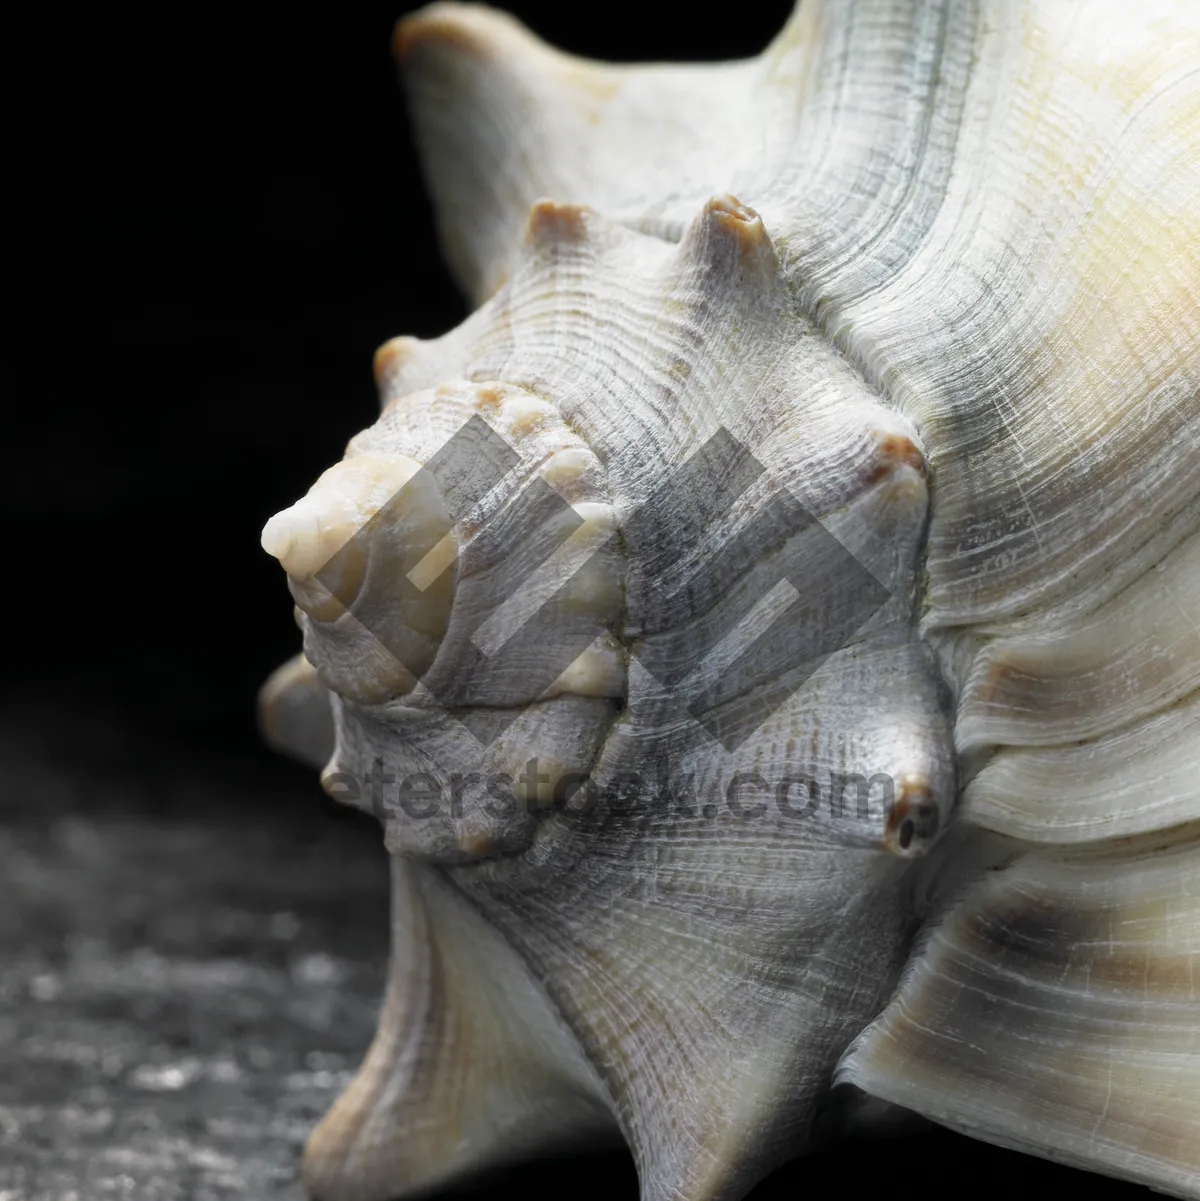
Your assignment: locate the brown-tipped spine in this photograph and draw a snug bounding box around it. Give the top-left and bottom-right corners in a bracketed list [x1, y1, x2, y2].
[393, 3, 500, 63]
[683, 194, 777, 278]
[883, 776, 942, 857]
[866, 428, 928, 484]
[373, 335, 422, 392]
[523, 197, 594, 249]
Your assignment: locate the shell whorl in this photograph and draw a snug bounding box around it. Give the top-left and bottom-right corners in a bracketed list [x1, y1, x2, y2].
[258, 3, 1200, 1199]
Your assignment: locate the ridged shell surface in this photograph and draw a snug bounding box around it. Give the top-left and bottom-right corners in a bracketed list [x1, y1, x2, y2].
[258, 4, 1200, 1199]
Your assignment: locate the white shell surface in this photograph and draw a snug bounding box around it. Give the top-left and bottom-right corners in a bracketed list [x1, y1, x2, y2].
[840, 838, 1200, 1197]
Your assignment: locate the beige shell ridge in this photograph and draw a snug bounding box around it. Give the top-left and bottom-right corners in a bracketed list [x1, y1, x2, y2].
[257, 3, 1200, 1200]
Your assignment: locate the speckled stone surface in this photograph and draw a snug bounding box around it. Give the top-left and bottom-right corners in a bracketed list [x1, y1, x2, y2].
[0, 711, 389, 1201]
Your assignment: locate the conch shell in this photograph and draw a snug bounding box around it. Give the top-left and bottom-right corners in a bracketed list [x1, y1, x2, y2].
[259, 2, 1200, 1198]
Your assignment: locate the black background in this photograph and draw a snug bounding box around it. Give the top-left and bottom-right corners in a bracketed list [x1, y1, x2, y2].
[7, 4, 1151, 1199]
[10, 2, 802, 764]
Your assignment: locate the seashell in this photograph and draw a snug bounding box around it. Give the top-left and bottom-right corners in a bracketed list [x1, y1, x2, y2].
[258, 2, 1200, 1198]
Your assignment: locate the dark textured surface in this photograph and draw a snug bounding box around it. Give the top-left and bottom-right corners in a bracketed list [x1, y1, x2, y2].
[0, 708, 390, 1200]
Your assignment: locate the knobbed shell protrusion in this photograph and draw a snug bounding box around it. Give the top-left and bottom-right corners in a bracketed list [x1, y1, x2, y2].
[262, 451, 455, 703]
[259, 3, 1200, 1200]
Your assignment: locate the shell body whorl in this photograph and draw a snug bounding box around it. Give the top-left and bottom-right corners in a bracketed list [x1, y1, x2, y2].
[259, 4, 1200, 1199]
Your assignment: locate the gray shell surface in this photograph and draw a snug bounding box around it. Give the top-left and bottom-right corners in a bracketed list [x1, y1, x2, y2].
[259, 3, 1200, 1199]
